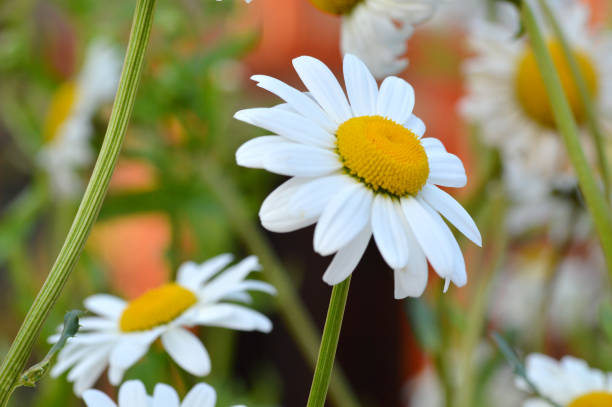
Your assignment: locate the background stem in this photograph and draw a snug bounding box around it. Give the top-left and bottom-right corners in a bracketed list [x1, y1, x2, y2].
[306, 277, 352, 407]
[0, 0, 156, 404]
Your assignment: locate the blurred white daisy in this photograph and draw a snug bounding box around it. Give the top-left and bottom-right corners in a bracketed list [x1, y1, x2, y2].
[235, 54, 480, 298]
[308, 0, 437, 78]
[83, 380, 246, 407]
[38, 40, 121, 198]
[50, 254, 275, 395]
[518, 354, 612, 406]
[460, 0, 612, 190]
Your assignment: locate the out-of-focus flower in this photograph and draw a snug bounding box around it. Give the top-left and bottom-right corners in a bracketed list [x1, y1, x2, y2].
[38, 41, 121, 198]
[307, 0, 437, 78]
[518, 354, 612, 406]
[235, 54, 480, 298]
[83, 380, 246, 407]
[49, 254, 275, 395]
[403, 364, 444, 407]
[426, 0, 487, 31]
[460, 0, 612, 191]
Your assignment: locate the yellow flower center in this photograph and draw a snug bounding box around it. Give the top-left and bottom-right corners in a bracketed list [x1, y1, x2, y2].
[336, 115, 429, 197]
[514, 41, 598, 128]
[119, 283, 198, 332]
[308, 0, 362, 15]
[568, 392, 612, 407]
[44, 81, 78, 142]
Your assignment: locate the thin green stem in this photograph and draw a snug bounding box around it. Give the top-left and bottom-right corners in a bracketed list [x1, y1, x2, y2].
[306, 277, 352, 407]
[537, 0, 612, 200]
[0, 0, 156, 404]
[521, 0, 612, 275]
[198, 160, 360, 407]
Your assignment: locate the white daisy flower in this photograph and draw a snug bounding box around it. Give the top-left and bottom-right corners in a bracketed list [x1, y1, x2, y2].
[460, 0, 612, 190]
[518, 354, 612, 406]
[235, 54, 481, 299]
[50, 254, 275, 395]
[308, 0, 437, 78]
[83, 380, 246, 407]
[38, 40, 121, 198]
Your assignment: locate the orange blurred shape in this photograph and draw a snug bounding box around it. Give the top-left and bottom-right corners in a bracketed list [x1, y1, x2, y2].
[89, 214, 170, 299]
[582, 0, 610, 26]
[109, 159, 156, 192]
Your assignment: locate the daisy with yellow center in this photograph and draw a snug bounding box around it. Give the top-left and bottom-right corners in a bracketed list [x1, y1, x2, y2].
[518, 354, 612, 407]
[38, 40, 120, 198]
[49, 254, 275, 395]
[460, 0, 612, 191]
[308, 0, 437, 78]
[235, 54, 481, 298]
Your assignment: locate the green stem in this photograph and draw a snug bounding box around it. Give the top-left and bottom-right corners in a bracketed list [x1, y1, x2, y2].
[199, 160, 360, 407]
[0, 0, 156, 404]
[521, 0, 612, 275]
[537, 0, 612, 200]
[306, 277, 351, 407]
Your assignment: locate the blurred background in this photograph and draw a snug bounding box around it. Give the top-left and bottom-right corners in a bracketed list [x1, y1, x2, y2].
[1, 0, 612, 406]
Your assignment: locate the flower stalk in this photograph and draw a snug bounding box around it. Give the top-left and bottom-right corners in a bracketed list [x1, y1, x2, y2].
[306, 277, 352, 407]
[521, 0, 612, 274]
[0, 0, 156, 404]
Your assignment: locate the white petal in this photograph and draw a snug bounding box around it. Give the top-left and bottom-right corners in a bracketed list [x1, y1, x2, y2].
[234, 108, 335, 149]
[108, 340, 152, 382]
[73, 351, 110, 396]
[404, 114, 426, 137]
[262, 142, 342, 177]
[288, 174, 352, 220]
[235, 136, 283, 169]
[176, 253, 234, 290]
[181, 383, 216, 407]
[427, 153, 467, 188]
[78, 317, 116, 331]
[322, 225, 371, 285]
[251, 74, 337, 132]
[118, 381, 148, 407]
[191, 304, 272, 333]
[152, 383, 180, 407]
[199, 256, 260, 302]
[420, 184, 481, 246]
[314, 181, 374, 256]
[376, 76, 415, 124]
[259, 177, 319, 233]
[83, 390, 117, 407]
[371, 195, 411, 269]
[394, 262, 428, 299]
[400, 197, 454, 279]
[84, 295, 126, 319]
[343, 54, 378, 117]
[292, 56, 352, 124]
[420, 137, 446, 155]
[52, 344, 92, 377]
[161, 328, 211, 376]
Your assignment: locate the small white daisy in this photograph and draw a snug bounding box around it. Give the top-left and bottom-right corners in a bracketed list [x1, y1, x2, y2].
[83, 380, 246, 407]
[50, 254, 275, 395]
[460, 0, 612, 190]
[308, 0, 437, 78]
[38, 40, 121, 198]
[518, 354, 612, 407]
[235, 54, 481, 299]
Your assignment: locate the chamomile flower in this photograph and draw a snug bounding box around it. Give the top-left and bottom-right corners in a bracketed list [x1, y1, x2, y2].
[518, 354, 612, 407]
[38, 40, 121, 198]
[83, 380, 246, 407]
[235, 54, 481, 299]
[308, 0, 437, 78]
[460, 0, 612, 190]
[50, 254, 275, 395]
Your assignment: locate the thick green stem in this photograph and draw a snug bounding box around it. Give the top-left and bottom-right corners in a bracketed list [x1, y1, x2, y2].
[306, 277, 351, 407]
[199, 160, 360, 407]
[0, 0, 155, 404]
[521, 0, 612, 275]
[537, 0, 611, 200]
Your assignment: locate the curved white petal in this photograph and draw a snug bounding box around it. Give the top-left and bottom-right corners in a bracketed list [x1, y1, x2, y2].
[152, 383, 180, 407]
[262, 142, 342, 177]
[343, 54, 378, 117]
[394, 261, 428, 299]
[405, 114, 426, 138]
[84, 295, 126, 319]
[371, 195, 411, 269]
[161, 328, 211, 377]
[181, 383, 217, 407]
[176, 253, 235, 290]
[420, 184, 481, 246]
[427, 153, 467, 188]
[191, 304, 272, 333]
[118, 381, 148, 407]
[83, 389, 117, 407]
[235, 136, 284, 169]
[259, 177, 319, 233]
[199, 256, 260, 302]
[288, 174, 352, 220]
[292, 56, 352, 124]
[234, 108, 335, 149]
[322, 225, 371, 285]
[251, 74, 337, 132]
[376, 76, 415, 124]
[420, 137, 446, 155]
[314, 181, 374, 256]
